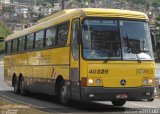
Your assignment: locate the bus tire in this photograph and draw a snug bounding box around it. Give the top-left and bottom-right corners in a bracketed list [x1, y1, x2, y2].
[147, 98, 154, 102]
[111, 100, 126, 106]
[59, 80, 69, 105]
[13, 76, 19, 94]
[19, 77, 27, 96]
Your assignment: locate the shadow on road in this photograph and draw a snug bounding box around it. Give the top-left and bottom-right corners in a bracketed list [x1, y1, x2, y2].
[0, 90, 129, 113]
[32, 94, 126, 113]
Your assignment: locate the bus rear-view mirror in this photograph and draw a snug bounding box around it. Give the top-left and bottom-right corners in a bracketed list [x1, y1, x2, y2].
[151, 32, 156, 49]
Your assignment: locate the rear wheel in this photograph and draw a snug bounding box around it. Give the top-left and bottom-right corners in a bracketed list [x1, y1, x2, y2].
[59, 80, 69, 105]
[19, 77, 27, 96]
[111, 100, 126, 106]
[13, 76, 19, 94]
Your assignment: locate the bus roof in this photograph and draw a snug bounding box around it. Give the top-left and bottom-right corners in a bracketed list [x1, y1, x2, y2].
[6, 8, 148, 41]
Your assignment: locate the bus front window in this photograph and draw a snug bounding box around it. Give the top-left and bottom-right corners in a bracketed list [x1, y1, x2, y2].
[120, 21, 154, 60]
[82, 19, 154, 61]
[82, 19, 121, 60]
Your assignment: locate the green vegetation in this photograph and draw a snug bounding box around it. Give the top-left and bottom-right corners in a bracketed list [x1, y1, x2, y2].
[37, 0, 58, 5]
[156, 16, 160, 26]
[2, 6, 13, 13]
[127, 0, 148, 4]
[0, 21, 10, 38]
[13, 0, 160, 8]
[0, 21, 10, 53]
[152, 0, 160, 8]
[126, 0, 160, 8]
[15, 0, 58, 6]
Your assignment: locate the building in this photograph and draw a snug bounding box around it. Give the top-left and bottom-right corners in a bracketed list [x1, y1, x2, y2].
[53, 2, 61, 11]
[0, 4, 3, 11]
[0, 0, 10, 4]
[14, 5, 29, 18]
[32, 5, 40, 14]
[39, 6, 53, 16]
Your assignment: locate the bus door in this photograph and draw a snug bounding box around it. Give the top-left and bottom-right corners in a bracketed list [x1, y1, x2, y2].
[70, 19, 81, 100]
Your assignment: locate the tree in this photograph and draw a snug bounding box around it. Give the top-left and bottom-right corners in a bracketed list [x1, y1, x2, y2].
[2, 6, 13, 13]
[0, 21, 10, 53]
[152, 0, 160, 8]
[127, 0, 147, 4]
[0, 21, 10, 38]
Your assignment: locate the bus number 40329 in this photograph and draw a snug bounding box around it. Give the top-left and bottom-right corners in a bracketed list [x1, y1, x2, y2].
[88, 69, 108, 74]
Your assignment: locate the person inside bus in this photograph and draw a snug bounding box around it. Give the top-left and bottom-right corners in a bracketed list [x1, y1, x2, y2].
[82, 29, 120, 59]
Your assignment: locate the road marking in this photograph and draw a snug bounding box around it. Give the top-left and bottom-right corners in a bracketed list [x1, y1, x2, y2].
[127, 102, 156, 108]
[0, 93, 66, 113]
[0, 93, 44, 109]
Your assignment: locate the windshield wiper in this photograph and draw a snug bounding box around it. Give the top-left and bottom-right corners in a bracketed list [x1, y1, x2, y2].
[125, 33, 141, 63]
[134, 49, 149, 53]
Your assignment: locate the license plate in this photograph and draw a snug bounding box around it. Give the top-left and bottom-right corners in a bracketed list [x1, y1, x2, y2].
[116, 94, 128, 99]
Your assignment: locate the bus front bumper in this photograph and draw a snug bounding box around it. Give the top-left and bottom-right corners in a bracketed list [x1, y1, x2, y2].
[80, 86, 154, 101]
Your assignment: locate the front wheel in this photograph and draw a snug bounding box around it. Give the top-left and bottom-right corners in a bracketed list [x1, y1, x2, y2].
[147, 98, 154, 102]
[111, 100, 126, 106]
[59, 81, 69, 105]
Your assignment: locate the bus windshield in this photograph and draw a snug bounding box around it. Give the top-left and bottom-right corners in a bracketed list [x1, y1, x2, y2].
[82, 19, 154, 60]
[120, 20, 153, 60]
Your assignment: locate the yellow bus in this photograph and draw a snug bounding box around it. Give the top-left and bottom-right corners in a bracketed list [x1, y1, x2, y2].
[4, 8, 155, 106]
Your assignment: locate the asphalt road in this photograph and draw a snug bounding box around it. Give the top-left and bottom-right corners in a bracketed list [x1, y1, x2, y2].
[0, 63, 160, 114]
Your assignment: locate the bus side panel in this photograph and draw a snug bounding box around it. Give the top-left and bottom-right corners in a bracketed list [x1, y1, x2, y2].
[4, 56, 13, 86]
[4, 52, 33, 87]
[4, 46, 70, 95]
[29, 47, 70, 95]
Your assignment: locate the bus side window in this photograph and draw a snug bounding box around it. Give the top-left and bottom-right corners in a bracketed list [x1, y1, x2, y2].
[7, 41, 11, 54]
[12, 39, 18, 53]
[18, 36, 25, 52]
[46, 26, 56, 47]
[35, 30, 44, 49]
[57, 22, 69, 46]
[26, 34, 34, 50]
[5, 42, 7, 54]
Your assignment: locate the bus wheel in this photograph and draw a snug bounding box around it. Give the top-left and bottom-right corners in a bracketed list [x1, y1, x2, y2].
[13, 76, 19, 94]
[111, 100, 126, 106]
[59, 81, 69, 105]
[147, 98, 154, 102]
[19, 78, 27, 96]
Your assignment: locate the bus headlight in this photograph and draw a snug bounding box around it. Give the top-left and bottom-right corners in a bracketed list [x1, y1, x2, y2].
[148, 79, 153, 84]
[88, 79, 94, 85]
[143, 78, 153, 85]
[95, 79, 101, 85]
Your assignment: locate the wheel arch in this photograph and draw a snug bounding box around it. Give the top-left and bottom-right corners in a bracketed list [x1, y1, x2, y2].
[55, 75, 64, 96]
